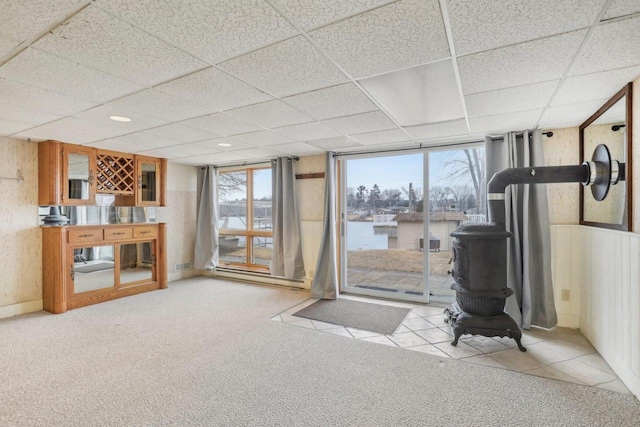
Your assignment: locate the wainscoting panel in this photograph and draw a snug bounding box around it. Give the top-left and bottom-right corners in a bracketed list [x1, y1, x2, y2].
[551, 225, 640, 398]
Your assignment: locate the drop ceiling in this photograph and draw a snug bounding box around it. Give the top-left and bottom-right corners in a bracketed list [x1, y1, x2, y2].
[0, 0, 639, 166]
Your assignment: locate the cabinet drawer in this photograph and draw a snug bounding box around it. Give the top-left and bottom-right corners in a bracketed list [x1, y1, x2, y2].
[133, 226, 157, 239]
[68, 228, 103, 244]
[105, 227, 132, 240]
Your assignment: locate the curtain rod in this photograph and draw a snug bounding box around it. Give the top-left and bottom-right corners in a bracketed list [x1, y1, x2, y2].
[200, 156, 299, 169]
[334, 140, 484, 158]
[488, 131, 554, 140]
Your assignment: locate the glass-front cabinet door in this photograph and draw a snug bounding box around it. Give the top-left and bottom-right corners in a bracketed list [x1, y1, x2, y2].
[62, 145, 96, 205]
[136, 155, 162, 206]
[118, 242, 155, 286]
[71, 245, 115, 294]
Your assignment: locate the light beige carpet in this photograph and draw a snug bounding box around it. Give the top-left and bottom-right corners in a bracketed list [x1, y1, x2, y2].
[0, 277, 638, 426]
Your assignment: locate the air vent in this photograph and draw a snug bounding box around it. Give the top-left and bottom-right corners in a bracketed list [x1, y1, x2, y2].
[175, 262, 192, 271]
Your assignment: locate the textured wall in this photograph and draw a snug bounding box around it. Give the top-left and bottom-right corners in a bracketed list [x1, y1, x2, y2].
[0, 137, 41, 309]
[543, 127, 580, 225]
[157, 162, 198, 281]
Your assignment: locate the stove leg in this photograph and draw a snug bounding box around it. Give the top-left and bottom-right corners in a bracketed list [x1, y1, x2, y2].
[509, 329, 526, 352]
[451, 326, 463, 346]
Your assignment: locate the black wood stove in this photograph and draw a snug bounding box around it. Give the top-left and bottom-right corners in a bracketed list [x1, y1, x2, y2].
[445, 144, 623, 351]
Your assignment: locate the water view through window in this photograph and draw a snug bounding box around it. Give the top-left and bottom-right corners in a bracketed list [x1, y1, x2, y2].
[343, 147, 485, 303]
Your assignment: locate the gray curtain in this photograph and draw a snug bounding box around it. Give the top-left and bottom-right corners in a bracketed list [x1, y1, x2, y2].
[311, 152, 339, 299]
[485, 130, 557, 329]
[271, 158, 305, 279]
[194, 166, 219, 271]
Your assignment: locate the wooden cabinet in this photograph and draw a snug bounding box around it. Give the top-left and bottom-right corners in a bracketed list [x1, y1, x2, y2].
[38, 141, 166, 206]
[42, 223, 167, 314]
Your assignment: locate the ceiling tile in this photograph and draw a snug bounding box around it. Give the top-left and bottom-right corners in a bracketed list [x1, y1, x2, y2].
[231, 147, 280, 159]
[458, 30, 586, 95]
[604, 0, 640, 19]
[195, 137, 256, 151]
[106, 89, 215, 122]
[553, 65, 640, 106]
[17, 117, 129, 144]
[219, 36, 348, 97]
[143, 123, 219, 143]
[172, 154, 222, 166]
[204, 151, 256, 164]
[465, 80, 559, 118]
[0, 119, 32, 136]
[274, 122, 342, 141]
[0, 35, 18, 57]
[305, 136, 362, 150]
[283, 83, 378, 120]
[359, 60, 465, 126]
[227, 100, 313, 129]
[270, 0, 394, 30]
[403, 119, 468, 140]
[95, 0, 298, 64]
[468, 109, 543, 134]
[0, 0, 80, 42]
[73, 105, 169, 132]
[0, 78, 97, 115]
[0, 48, 144, 102]
[181, 113, 261, 136]
[538, 99, 608, 128]
[268, 142, 325, 156]
[350, 129, 410, 146]
[137, 143, 216, 159]
[0, 102, 63, 126]
[88, 132, 180, 152]
[154, 67, 272, 111]
[447, 0, 605, 55]
[570, 17, 640, 76]
[34, 6, 208, 86]
[232, 130, 296, 147]
[322, 111, 397, 135]
[309, 0, 449, 78]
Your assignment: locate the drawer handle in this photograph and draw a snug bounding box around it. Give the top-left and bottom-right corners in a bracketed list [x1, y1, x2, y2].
[140, 231, 151, 234]
[79, 234, 94, 238]
[113, 232, 126, 235]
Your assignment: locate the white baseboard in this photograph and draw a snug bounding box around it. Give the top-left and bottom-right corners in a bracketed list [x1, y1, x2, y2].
[209, 269, 309, 289]
[556, 313, 579, 329]
[168, 269, 201, 282]
[0, 299, 43, 319]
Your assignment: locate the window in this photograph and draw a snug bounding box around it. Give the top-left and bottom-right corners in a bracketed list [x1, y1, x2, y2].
[218, 167, 273, 271]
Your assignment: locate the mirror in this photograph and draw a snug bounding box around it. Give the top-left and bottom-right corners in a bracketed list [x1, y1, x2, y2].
[72, 245, 115, 293]
[580, 83, 632, 231]
[141, 163, 157, 202]
[120, 242, 154, 286]
[68, 153, 90, 200]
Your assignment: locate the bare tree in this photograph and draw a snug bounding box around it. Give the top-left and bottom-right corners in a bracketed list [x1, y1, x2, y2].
[436, 148, 486, 215]
[447, 185, 474, 211]
[369, 184, 381, 213]
[429, 186, 450, 210]
[218, 171, 248, 200]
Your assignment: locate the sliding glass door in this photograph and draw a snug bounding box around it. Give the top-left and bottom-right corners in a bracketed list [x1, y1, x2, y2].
[340, 144, 485, 304]
[340, 152, 428, 303]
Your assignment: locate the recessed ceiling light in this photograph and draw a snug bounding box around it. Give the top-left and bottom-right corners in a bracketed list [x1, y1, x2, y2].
[218, 142, 232, 147]
[109, 115, 132, 122]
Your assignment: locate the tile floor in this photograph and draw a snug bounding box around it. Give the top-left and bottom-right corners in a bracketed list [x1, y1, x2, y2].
[271, 295, 632, 395]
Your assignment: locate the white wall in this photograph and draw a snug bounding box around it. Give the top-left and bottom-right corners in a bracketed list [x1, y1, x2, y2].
[545, 76, 640, 399]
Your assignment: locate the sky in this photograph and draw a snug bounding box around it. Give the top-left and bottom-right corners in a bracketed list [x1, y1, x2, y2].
[221, 148, 483, 201]
[346, 149, 479, 196]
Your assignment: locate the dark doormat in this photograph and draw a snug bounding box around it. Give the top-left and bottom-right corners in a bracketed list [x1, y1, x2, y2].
[75, 262, 114, 274]
[293, 298, 410, 335]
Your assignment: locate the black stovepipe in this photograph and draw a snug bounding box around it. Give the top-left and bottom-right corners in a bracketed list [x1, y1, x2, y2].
[487, 165, 590, 230]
